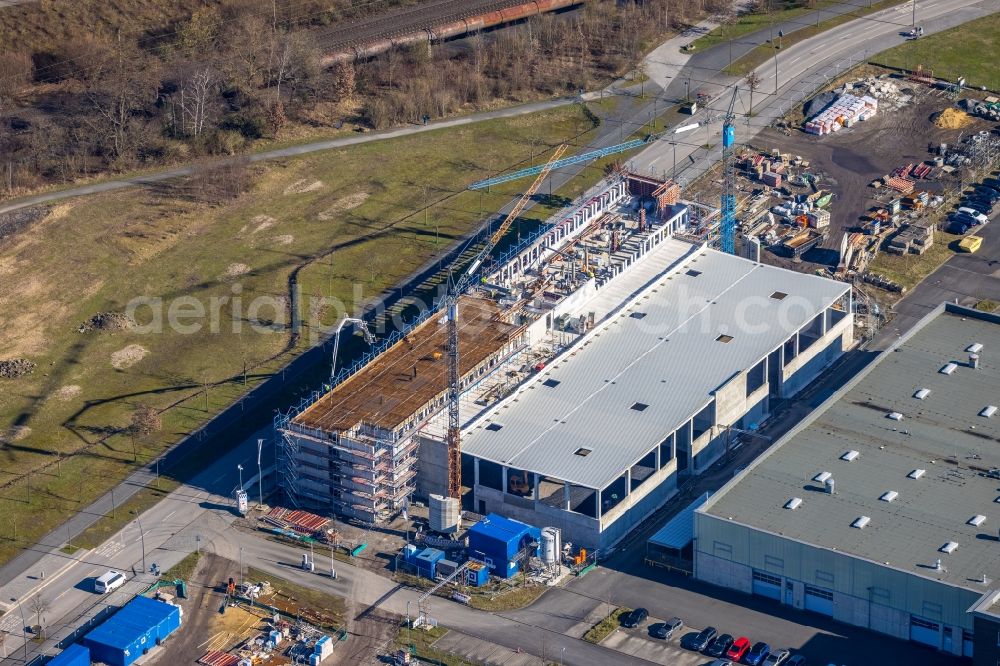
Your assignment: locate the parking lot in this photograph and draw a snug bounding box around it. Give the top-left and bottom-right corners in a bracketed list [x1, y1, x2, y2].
[600, 614, 730, 666]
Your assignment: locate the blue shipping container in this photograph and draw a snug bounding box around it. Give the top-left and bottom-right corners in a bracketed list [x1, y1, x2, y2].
[467, 514, 540, 579]
[82, 596, 181, 666]
[48, 643, 91, 666]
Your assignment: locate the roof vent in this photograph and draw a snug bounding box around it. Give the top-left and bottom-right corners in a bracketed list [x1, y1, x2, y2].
[824, 478, 836, 494]
[841, 450, 860, 462]
[970, 353, 980, 369]
[980, 405, 997, 418]
[880, 490, 898, 503]
[967, 342, 983, 353]
[940, 541, 959, 554]
[852, 516, 870, 529]
[813, 471, 832, 483]
[908, 469, 926, 480]
[968, 514, 987, 527]
[914, 388, 931, 400]
[940, 363, 957, 375]
[784, 497, 803, 510]
[887, 412, 903, 421]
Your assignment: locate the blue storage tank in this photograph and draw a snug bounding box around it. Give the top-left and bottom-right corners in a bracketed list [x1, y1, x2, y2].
[48, 643, 91, 666]
[82, 596, 181, 666]
[467, 513, 541, 579]
[414, 547, 445, 579]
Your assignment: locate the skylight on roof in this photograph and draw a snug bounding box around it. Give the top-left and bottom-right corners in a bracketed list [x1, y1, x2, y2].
[770, 291, 788, 300]
[841, 450, 860, 462]
[574, 447, 592, 457]
[940, 541, 959, 554]
[686, 269, 702, 277]
[914, 388, 931, 400]
[940, 363, 957, 375]
[542, 378, 561, 388]
[967, 343, 983, 353]
[908, 469, 926, 480]
[631, 402, 649, 412]
[784, 497, 803, 510]
[980, 405, 997, 418]
[485, 423, 503, 432]
[887, 412, 903, 421]
[880, 490, 898, 503]
[629, 312, 647, 320]
[968, 514, 986, 527]
[813, 471, 832, 483]
[716, 334, 734, 343]
[852, 516, 870, 529]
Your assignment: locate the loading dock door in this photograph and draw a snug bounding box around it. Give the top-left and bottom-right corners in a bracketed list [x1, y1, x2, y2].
[803, 585, 834, 616]
[751, 571, 781, 601]
[909, 616, 940, 648]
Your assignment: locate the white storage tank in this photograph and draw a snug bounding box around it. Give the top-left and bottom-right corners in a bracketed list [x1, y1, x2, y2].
[429, 494, 461, 534]
[540, 527, 562, 564]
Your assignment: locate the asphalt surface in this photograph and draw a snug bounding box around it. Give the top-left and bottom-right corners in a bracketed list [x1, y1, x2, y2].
[2, 3, 1000, 666]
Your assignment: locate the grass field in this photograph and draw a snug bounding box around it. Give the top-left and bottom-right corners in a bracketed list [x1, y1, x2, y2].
[690, 0, 837, 52]
[869, 230, 965, 292]
[723, 0, 910, 76]
[0, 103, 614, 566]
[870, 13, 1000, 90]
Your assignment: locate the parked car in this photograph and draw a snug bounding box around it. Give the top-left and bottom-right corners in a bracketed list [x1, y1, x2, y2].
[950, 212, 979, 227]
[727, 636, 752, 661]
[708, 660, 734, 666]
[972, 186, 1000, 201]
[961, 199, 993, 214]
[707, 633, 736, 657]
[94, 570, 126, 594]
[786, 655, 807, 666]
[746, 641, 772, 666]
[946, 220, 969, 235]
[958, 207, 989, 223]
[682, 626, 718, 651]
[763, 648, 792, 665]
[650, 617, 683, 640]
[620, 608, 648, 628]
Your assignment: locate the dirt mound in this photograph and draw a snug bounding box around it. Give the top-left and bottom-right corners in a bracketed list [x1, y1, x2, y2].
[318, 192, 369, 220]
[934, 107, 971, 129]
[1, 426, 31, 442]
[283, 179, 324, 195]
[224, 262, 250, 279]
[111, 344, 148, 370]
[272, 234, 294, 245]
[251, 215, 277, 234]
[0, 358, 36, 378]
[78, 311, 134, 333]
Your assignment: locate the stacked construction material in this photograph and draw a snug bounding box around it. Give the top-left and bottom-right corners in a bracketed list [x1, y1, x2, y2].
[885, 176, 915, 193]
[804, 93, 878, 135]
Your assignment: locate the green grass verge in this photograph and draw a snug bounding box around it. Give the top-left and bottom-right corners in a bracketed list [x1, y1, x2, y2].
[690, 0, 837, 52]
[394, 625, 462, 666]
[162, 550, 201, 581]
[870, 13, 1000, 90]
[583, 607, 631, 644]
[72, 480, 180, 551]
[868, 230, 964, 292]
[975, 299, 998, 312]
[467, 584, 548, 612]
[724, 0, 911, 76]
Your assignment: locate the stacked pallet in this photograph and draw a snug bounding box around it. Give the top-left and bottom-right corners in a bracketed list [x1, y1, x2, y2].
[885, 176, 915, 193]
[804, 93, 878, 135]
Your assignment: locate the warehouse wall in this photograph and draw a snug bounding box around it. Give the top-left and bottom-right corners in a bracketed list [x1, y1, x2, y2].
[781, 310, 853, 397]
[415, 434, 448, 499]
[695, 514, 981, 647]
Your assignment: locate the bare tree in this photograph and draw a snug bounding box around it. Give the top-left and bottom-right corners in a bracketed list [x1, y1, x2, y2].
[0, 52, 32, 110]
[745, 71, 762, 115]
[129, 403, 162, 460]
[329, 60, 356, 105]
[178, 67, 215, 138]
[30, 594, 49, 638]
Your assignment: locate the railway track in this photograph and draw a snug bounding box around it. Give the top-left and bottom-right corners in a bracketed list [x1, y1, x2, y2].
[311, 0, 560, 52]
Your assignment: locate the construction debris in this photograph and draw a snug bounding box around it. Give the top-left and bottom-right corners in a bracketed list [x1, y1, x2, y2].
[78, 312, 135, 333]
[934, 107, 972, 129]
[804, 93, 878, 135]
[0, 359, 36, 379]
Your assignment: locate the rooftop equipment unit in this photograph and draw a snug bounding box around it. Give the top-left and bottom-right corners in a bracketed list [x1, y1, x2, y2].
[851, 516, 870, 529]
[824, 478, 836, 494]
[970, 353, 980, 369]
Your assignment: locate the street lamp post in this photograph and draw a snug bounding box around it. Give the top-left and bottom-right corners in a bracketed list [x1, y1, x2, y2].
[135, 517, 146, 572]
[14, 597, 27, 662]
[257, 439, 264, 507]
[239, 546, 245, 589]
[237, 464, 244, 491]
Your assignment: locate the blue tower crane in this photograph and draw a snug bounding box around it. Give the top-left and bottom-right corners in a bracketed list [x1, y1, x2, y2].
[721, 87, 739, 255]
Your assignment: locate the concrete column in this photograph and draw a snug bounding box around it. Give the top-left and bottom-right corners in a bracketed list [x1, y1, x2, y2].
[596, 489, 602, 520]
[563, 481, 571, 510]
[533, 473, 540, 501]
[474, 458, 480, 487]
[654, 442, 660, 470]
[502, 466, 508, 495]
[821, 309, 829, 335]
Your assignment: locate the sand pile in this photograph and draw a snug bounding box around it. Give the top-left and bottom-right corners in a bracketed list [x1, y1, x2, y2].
[935, 107, 971, 129]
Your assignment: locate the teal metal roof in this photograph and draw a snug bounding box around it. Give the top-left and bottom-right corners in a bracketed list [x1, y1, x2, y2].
[649, 492, 712, 550]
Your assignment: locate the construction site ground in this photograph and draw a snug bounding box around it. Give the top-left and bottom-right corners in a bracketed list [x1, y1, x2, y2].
[748, 75, 994, 280]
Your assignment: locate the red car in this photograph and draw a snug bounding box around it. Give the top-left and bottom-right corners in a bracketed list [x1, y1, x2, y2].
[727, 636, 752, 661]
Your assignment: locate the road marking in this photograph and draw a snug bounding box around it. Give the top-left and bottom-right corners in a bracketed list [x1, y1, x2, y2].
[163, 510, 176, 521]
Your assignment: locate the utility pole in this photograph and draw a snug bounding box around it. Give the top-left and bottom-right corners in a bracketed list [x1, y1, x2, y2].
[257, 439, 265, 507]
[135, 517, 146, 572]
[239, 546, 245, 589]
[15, 598, 27, 662]
[912, 0, 917, 27]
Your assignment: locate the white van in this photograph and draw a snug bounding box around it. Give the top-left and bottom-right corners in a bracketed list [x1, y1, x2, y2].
[95, 570, 126, 594]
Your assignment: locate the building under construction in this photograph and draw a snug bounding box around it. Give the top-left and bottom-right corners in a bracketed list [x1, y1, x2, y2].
[275, 173, 853, 544]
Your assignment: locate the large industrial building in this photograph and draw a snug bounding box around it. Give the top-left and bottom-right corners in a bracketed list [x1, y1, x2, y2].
[275, 173, 853, 552]
[695, 303, 1000, 662]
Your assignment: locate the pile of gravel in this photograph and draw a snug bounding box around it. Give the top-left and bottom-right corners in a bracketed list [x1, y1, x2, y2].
[78, 312, 134, 333]
[0, 359, 36, 378]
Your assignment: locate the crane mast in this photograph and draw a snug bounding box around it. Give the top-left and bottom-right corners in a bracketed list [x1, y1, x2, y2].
[445, 144, 568, 498]
[721, 87, 739, 255]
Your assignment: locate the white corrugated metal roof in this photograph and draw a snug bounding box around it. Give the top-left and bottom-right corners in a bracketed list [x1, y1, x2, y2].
[463, 242, 849, 489]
